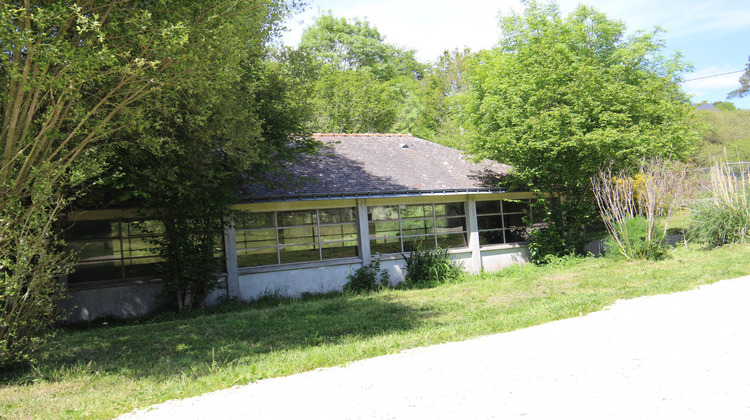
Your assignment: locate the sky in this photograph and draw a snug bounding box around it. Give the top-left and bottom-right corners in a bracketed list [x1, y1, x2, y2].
[281, 0, 750, 109]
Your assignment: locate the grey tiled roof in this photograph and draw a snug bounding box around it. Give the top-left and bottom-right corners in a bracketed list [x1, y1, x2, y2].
[241, 134, 511, 201]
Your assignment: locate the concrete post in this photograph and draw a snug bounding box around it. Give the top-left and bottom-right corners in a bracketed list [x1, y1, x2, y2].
[356, 199, 372, 265]
[466, 197, 482, 274]
[223, 216, 241, 300]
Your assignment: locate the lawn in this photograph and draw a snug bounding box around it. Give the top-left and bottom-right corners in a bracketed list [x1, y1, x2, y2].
[2, 244, 750, 419]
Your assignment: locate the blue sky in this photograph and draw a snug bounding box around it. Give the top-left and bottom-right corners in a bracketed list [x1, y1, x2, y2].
[281, 0, 750, 109]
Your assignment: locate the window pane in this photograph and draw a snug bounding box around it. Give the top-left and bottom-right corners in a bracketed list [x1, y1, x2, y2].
[478, 215, 503, 230]
[67, 261, 122, 283]
[476, 200, 501, 214]
[506, 227, 528, 243]
[319, 224, 356, 239]
[280, 244, 319, 264]
[319, 208, 355, 224]
[278, 227, 317, 245]
[64, 220, 118, 240]
[435, 216, 467, 233]
[479, 230, 505, 245]
[435, 202, 465, 217]
[503, 213, 525, 228]
[67, 239, 119, 262]
[123, 262, 160, 279]
[238, 212, 275, 229]
[236, 229, 276, 249]
[401, 204, 430, 218]
[502, 200, 529, 213]
[369, 221, 399, 238]
[401, 218, 433, 236]
[321, 241, 358, 259]
[277, 210, 314, 227]
[238, 248, 278, 267]
[126, 220, 164, 236]
[370, 237, 401, 254]
[369, 206, 399, 221]
[437, 233, 468, 248]
[403, 236, 435, 251]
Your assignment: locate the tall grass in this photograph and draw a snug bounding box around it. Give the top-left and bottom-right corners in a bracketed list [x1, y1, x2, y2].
[402, 247, 463, 286]
[690, 160, 750, 246]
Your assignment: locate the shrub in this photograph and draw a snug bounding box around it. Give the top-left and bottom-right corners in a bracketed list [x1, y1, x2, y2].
[343, 257, 390, 294]
[603, 216, 667, 260]
[689, 160, 750, 246]
[402, 247, 463, 286]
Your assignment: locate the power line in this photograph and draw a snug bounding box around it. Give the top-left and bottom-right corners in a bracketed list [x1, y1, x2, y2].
[683, 70, 744, 82]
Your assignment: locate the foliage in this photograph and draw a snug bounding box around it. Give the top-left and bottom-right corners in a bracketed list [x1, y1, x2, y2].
[689, 160, 750, 247]
[690, 108, 750, 165]
[727, 56, 750, 99]
[402, 247, 463, 286]
[343, 257, 391, 294]
[591, 159, 696, 260]
[0, 167, 70, 368]
[468, 1, 699, 259]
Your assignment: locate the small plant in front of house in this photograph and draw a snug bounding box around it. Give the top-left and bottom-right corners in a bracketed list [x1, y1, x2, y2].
[402, 246, 463, 287]
[343, 256, 391, 294]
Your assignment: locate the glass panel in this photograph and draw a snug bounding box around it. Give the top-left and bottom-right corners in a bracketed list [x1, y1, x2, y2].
[123, 262, 160, 279]
[370, 237, 402, 254]
[478, 215, 503, 230]
[237, 212, 275, 229]
[369, 206, 399, 221]
[278, 226, 317, 245]
[435, 216, 467, 233]
[403, 236, 435, 252]
[506, 227, 528, 243]
[502, 200, 530, 213]
[437, 233, 468, 248]
[235, 229, 276, 249]
[321, 241, 358, 259]
[64, 220, 118, 240]
[277, 210, 314, 227]
[319, 208, 356, 224]
[67, 261, 123, 283]
[476, 200, 501, 215]
[479, 230, 506, 245]
[238, 248, 278, 267]
[67, 239, 120, 261]
[401, 218, 433, 236]
[280, 244, 319, 264]
[435, 202, 465, 217]
[503, 213, 526, 228]
[369, 221, 400, 238]
[319, 224, 357, 239]
[401, 204, 430, 218]
[127, 220, 164, 236]
[121, 237, 157, 259]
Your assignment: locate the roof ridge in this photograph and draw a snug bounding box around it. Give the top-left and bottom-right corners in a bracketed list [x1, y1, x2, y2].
[313, 133, 414, 137]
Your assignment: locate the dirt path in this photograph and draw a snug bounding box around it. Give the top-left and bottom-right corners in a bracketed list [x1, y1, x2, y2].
[118, 276, 750, 419]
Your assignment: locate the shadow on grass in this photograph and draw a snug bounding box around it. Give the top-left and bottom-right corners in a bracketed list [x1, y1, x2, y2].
[4, 294, 437, 384]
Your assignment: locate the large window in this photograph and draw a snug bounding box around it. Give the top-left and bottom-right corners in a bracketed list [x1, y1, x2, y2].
[368, 203, 467, 254]
[476, 199, 531, 245]
[235, 208, 358, 267]
[63, 219, 163, 284]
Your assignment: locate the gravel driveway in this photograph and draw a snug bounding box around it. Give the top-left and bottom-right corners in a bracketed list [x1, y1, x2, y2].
[118, 276, 750, 419]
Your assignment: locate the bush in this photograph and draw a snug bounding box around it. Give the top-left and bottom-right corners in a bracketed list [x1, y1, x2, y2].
[402, 247, 463, 286]
[603, 216, 667, 260]
[689, 161, 750, 247]
[343, 257, 390, 294]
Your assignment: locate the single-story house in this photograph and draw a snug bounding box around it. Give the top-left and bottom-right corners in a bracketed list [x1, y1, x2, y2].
[59, 134, 536, 321]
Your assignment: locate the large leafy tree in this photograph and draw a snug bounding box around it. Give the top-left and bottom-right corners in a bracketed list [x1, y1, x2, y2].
[728, 57, 750, 99]
[468, 1, 698, 259]
[0, 0, 303, 365]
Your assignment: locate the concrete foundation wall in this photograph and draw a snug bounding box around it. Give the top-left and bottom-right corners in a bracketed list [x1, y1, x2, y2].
[480, 246, 530, 272]
[237, 262, 359, 300]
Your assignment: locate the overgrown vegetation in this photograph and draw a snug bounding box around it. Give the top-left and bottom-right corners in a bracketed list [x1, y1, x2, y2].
[343, 257, 391, 293]
[591, 159, 696, 260]
[402, 247, 463, 286]
[690, 160, 750, 246]
[2, 245, 750, 419]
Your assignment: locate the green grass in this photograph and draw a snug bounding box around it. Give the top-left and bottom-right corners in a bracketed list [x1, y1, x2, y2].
[3, 244, 750, 419]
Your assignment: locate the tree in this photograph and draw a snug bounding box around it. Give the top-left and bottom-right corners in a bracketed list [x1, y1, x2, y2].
[299, 13, 425, 133]
[728, 56, 750, 99]
[0, 0, 302, 365]
[468, 1, 699, 259]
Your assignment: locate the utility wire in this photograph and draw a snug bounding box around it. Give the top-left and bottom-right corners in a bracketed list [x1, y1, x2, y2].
[683, 70, 744, 82]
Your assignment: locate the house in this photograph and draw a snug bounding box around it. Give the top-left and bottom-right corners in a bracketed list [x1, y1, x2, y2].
[59, 134, 535, 321]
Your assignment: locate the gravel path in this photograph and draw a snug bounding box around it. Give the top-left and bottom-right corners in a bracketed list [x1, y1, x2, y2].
[118, 276, 750, 419]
